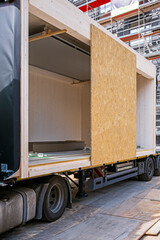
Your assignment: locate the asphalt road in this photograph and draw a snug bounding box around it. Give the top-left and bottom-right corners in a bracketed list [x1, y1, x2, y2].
[1, 176, 160, 240]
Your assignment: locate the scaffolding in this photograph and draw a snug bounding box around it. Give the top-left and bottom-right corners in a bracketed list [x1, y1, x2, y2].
[69, 0, 160, 150]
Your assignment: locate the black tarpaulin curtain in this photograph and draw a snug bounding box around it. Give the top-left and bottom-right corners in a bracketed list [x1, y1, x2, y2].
[0, 0, 20, 178]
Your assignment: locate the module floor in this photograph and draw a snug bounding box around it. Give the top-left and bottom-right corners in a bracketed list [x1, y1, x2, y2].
[29, 150, 91, 166]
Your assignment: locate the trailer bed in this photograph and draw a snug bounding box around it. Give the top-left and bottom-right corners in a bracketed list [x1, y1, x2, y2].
[28, 150, 91, 177]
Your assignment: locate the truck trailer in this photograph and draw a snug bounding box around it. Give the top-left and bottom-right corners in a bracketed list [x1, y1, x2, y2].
[0, 0, 160, 234]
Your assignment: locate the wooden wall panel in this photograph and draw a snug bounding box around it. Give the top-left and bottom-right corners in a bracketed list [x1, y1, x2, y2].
[91, 25, 137, 165]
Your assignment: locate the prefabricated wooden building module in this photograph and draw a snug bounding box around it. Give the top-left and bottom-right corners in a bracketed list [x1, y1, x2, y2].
[18, 0, 156, 179]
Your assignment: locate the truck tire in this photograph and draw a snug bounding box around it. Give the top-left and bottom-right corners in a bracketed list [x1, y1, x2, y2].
[154, 156, 160, 176]
[138, 157, 154, 181]
[43, 176, 68, 222]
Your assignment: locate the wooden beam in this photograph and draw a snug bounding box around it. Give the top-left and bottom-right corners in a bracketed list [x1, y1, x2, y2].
[29, 29, 67, 42]
[145, 220, 160, 236]
[20, 0, 29, 178]
[29, 159, 91, 177]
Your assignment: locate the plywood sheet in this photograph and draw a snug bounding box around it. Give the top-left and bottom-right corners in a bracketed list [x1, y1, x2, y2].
[146, 220, 160, 236]
[91, 25, 136, 166]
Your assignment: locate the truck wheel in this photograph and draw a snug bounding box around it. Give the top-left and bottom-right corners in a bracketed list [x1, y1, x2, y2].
[154, 156, 160, 176]
[43, 176, 68, 222]
[138, 157, 154, 181]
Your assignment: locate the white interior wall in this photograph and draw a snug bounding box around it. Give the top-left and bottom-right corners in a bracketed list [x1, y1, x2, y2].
[29, 67, 82, 142]
[29, 66, 91, 145]
[136, 74, 153, 150]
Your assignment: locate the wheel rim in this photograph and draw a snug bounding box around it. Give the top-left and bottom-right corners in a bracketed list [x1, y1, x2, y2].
[49, 183, 64, 213]
[148, 161, 153, 177]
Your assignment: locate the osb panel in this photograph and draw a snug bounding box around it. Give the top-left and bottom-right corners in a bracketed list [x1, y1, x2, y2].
[91, 25, 136, 166]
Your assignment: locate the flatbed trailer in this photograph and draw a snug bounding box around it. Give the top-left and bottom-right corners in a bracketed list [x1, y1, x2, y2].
[0, 0, 160, 235]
